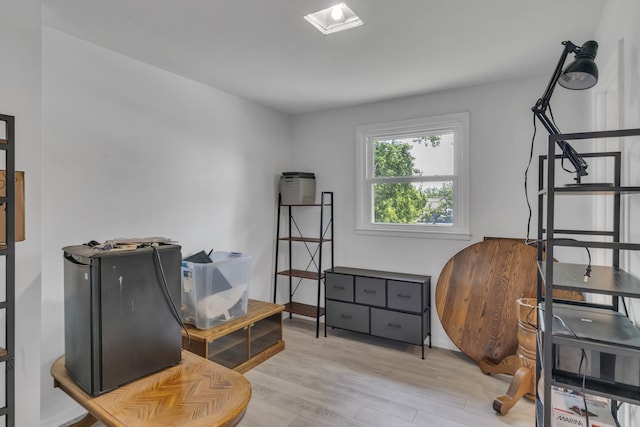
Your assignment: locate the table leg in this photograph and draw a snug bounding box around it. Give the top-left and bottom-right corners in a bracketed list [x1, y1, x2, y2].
[492, 366, 534, 415]
[69, 413, 99, 427]
[478, 354, 519, 376]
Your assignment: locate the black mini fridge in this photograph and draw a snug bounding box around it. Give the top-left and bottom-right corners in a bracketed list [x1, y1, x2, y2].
[62, 243, 182, 396]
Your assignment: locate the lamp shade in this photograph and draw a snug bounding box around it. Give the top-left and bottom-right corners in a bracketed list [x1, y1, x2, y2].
[559, 40, 599, 90]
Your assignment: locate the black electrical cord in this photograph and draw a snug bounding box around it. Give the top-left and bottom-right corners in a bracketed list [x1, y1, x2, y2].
[525, 104, 588, 247]
[524, 112, 537, 246]
[554, 314, 590, 427]
[151, 244, 191, 350]
[584, 246, 592, 282]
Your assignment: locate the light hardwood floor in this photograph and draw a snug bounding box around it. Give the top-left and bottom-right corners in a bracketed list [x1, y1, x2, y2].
[239, 318, 535, 427]
[74, 317, 535, 427]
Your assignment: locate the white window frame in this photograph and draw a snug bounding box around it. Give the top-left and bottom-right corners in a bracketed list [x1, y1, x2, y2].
[355, 112, 471, 239]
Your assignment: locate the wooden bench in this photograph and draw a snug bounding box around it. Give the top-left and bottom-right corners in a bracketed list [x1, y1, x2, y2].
[51, 351, 251, 427]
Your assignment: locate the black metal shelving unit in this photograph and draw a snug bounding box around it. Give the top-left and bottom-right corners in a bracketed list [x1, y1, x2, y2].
[0, 114, 16, 427]
[273, 191, 334, 338]
[536, 128, 640, 426]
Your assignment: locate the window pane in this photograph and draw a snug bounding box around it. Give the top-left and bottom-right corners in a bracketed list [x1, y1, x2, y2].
[373, 181, 453, 225]
[373, 132, 454, 178]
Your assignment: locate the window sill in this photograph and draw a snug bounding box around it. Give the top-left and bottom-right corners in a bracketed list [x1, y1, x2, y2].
[355, 226, 472, 240]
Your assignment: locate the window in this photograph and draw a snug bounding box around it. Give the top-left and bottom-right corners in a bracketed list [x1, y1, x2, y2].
[355, 112, 470, 239]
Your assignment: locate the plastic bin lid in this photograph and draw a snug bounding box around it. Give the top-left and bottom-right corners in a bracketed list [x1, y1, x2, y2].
[209, 251, 251, 262]
[282, 172, 315, 178]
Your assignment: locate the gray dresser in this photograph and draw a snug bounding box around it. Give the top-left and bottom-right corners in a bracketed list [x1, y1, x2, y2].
[324, 266, 431, 358]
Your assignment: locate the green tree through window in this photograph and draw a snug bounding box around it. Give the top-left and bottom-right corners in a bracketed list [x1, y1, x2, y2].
[373, 139, 453, 224]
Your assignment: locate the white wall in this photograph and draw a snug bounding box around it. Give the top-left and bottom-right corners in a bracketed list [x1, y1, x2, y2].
[290, 76, 590, 350]
[40, 27, 292, 424]
[0, 1, 42, 426]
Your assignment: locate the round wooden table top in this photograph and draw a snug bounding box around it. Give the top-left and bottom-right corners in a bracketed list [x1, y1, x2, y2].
[436, 238, 540, 365]
[51, 351, 251, 427]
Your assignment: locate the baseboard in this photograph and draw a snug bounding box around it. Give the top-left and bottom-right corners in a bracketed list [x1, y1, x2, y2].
[40, 405, 87, 427]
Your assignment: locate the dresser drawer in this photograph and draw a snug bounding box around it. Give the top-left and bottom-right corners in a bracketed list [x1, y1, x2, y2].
[355, 277, 385, 307]
[326, 300, 369, 334]
[371, 308, 422, 345]
[387, 280, 423, 313]
[325, 272, 354, 302]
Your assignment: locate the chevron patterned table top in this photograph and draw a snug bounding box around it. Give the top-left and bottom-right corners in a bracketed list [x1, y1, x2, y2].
[51, 350, 251, 427]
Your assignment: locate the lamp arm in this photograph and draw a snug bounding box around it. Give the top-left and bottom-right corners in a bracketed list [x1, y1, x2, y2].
[535, 106, 589, 177]
[534, 109, 561, 136]
[532, 40, 588, 179]
[532, 41, 578, 115]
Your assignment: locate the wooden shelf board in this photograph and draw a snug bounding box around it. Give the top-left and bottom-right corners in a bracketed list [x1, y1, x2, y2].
[280, 203, 332, 207]
[235, 341, 285, 374]
[277, 269, 323, 280]
[210, 345, 249, 368]
[252, 333, 281, 350]
[0, 347, 6, 358]
[278, 237, 332, 243]
[284, 302, 325, 318]
[206, 334, 247, 359]
[250, 322, 281, 341]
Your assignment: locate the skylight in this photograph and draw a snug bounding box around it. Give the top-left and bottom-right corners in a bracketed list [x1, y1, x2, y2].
[304, 3, 363, 35]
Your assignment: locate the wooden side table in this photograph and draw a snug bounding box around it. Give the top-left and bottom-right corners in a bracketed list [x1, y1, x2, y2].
[183, 299, 285, 373]
[51, 351, 251, 427]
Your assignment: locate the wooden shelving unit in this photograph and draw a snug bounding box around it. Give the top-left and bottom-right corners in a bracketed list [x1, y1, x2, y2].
[182, 299, 285, 373]
[273, 191, 334, 338]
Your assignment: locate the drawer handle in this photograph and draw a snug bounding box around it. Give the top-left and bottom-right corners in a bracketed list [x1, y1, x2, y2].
[333, 285, 345, 290]
[363, 289, 377, 294]
[396, 294, 411, 299]
[340, 314, 353, 319]
[387, 323, 402, 329]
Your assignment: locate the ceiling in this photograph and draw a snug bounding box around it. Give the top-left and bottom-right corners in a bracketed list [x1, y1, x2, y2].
[41, 0, 607, 115]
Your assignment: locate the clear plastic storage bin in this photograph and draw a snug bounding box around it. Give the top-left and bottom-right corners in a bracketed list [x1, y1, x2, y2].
[181, 251, 251, 330]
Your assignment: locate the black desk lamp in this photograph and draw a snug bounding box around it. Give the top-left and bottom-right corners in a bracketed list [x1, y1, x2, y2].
[532, 40, 599, 184]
